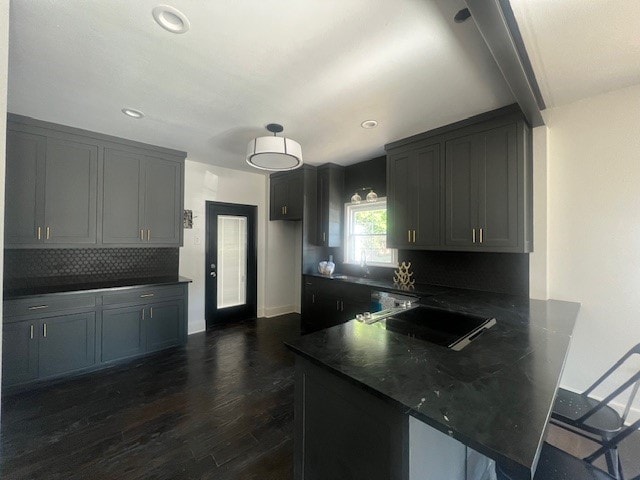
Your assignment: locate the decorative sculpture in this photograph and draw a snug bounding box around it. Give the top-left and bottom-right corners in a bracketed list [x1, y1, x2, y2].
[393, 261, 415, 290]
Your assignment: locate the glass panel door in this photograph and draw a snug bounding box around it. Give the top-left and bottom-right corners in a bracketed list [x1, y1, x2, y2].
[217, 215, 247, 309]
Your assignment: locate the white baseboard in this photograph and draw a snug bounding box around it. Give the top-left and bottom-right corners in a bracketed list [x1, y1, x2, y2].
[263, 305, 297, 318]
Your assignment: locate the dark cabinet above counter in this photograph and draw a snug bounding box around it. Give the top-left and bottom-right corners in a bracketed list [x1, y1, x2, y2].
[5, 114, 186, 248]
[386, 104, 532, 253]
[269, 167, 306, 221]
[316, 163, 344, 247]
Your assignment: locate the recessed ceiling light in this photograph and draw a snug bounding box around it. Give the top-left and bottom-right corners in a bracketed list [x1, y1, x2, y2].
[361, 120, 378, 129]
[122, 108, 145, 119]
[454, 8, 471, 23]
[152, 5, 190, 34]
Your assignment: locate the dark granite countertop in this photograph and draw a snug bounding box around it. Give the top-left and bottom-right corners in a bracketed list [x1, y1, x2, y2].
[286, 283, 580, 478]
[3, 276, 192, 299]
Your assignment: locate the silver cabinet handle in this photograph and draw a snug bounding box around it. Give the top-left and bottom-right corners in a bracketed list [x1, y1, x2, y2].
[147, 229, 151, 241]
[150, 307, 153, 319]
[480, 227, 484, 244]
[336, 300, 340, 311]
[142, 308, 145, 320]
[28, 305, 48, 310]
[472, 228, 476, 244]
[140, 229, 144, 241]
[43, 323, 47, 338]
[312, 293, 315, 303]
[46, 226, 51, 239]
[30, 324, 34, 339]
[140, 293, 155, 298]
[37, 226, 42, 240]
[341, 301, 344, 312]
[408, 230, 411, 243]
[412, 230, 416, 243]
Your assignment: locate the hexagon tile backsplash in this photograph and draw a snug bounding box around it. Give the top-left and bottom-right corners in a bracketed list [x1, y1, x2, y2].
[4, 248, 179, 284]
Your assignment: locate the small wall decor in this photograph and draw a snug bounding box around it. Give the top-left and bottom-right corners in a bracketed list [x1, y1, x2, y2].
[393, 261, 415, 290]
[183, 210, 193, 229]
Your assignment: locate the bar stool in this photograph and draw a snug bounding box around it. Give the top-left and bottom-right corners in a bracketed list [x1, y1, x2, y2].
[551, 344, 640, 479]
[496, 418, 640, 480]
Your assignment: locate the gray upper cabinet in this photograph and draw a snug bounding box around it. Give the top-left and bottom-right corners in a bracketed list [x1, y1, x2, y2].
[43, 138, 98, 244]
[386, 105, 532, 253]
[445, 123, 520, 250]
[102, 149, 145, 244]
[5, 130, 46, 245]
[270, 169, 304, 220]
[102, 150, 183, 246]
[316, 164, 344, 247]
[5, 114, 186, 248]
[387, 143, 441, 249]
[143, 158, 182, 245]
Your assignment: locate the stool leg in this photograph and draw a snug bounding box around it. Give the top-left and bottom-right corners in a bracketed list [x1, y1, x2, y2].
[604, 446, 620, 480]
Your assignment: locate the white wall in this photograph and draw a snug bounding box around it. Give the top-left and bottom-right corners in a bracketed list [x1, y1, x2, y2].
[543, 84, 640, 411]
[529, 126, 548, 300]
[178, 160, 267, 333]
[0, 0, 10, 405]
[179, 159, 300, 333]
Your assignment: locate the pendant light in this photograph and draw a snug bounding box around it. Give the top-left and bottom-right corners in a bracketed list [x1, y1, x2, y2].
[246, 124, 303, 171]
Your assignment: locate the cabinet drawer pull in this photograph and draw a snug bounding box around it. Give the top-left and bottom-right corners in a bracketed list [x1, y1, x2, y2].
[480, 227, 483, 244]
[37, 226, 42, 240]
[140, 293, 155, 298]
[30, 324, 34, 339]
[147, 229, 151, 241]
[472, 228, 476, 244]
[43, 323, 47, 338]
[28, 305, 48, 310]
[46, 226, 51, 240]
[140, 229, 144, 241]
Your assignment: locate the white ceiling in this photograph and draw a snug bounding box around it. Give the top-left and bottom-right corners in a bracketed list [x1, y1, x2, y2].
[510, 0, 640, 109]
[8, 0, 513, 171]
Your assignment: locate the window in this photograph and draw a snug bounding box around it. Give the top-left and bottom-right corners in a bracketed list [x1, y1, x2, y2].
[344, 198, 397, 267]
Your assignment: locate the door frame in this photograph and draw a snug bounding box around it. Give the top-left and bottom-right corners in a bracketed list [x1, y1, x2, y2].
[205, 201, 258, 328]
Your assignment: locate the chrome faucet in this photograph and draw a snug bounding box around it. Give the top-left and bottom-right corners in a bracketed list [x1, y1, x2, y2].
[360, 252, 370, 278]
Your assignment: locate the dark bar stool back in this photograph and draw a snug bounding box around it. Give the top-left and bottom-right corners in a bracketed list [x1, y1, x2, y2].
[496, 418, 640, 480]
[551, 343, 640, 479]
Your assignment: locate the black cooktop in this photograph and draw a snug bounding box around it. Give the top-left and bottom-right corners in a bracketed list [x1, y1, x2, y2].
[382, 305, 495, 350]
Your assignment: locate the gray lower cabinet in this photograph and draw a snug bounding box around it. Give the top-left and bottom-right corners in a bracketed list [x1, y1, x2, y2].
[5, 114, 186, 248]
[2, 283, 189, 389]
[2, 320, 38, 385]
[38, 312, 97, 378]
[101, 306, 146, 362]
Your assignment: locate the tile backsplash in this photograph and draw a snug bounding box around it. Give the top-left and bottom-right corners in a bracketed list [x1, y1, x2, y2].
[4, 248, 179, 285]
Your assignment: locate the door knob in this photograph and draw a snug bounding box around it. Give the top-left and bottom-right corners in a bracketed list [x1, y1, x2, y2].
[210, 272, 216, 277]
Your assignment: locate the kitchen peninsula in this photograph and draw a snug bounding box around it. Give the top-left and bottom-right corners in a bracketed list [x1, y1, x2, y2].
[286, 280, 580, 480]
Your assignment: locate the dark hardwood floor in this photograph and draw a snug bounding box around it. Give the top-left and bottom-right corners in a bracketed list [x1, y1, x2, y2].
[2, 312, 638, 479]
[1, 314, 301, 480]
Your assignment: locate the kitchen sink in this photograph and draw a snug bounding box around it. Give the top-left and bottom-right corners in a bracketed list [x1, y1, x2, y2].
[380, 305, 496, 351]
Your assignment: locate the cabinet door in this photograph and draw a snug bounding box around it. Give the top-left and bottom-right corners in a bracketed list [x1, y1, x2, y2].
[147, 300, 184, 352]
[317, 165, 344, 247]
[270, 175, 288, 220]
[101, 306, 145, 362]
[414, 144, 441, 247]
[284, 171, 303, 220]
[5, 130, 46, 245]
[445, 134, 479, 247]
[102, 149, 145, 244]
[43, 138, 98, 244]
[143, 157, 182, 245]
[2, 321, 38, 386]
[478, 124, 519, 248]
[38, 312, 96, 378]
[387, 152, 413, 248]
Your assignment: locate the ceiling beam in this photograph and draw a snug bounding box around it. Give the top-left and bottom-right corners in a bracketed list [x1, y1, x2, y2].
[465, 0, 545, 127]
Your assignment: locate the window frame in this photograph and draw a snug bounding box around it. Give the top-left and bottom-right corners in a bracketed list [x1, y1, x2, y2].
[343, 197, 398, 268]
